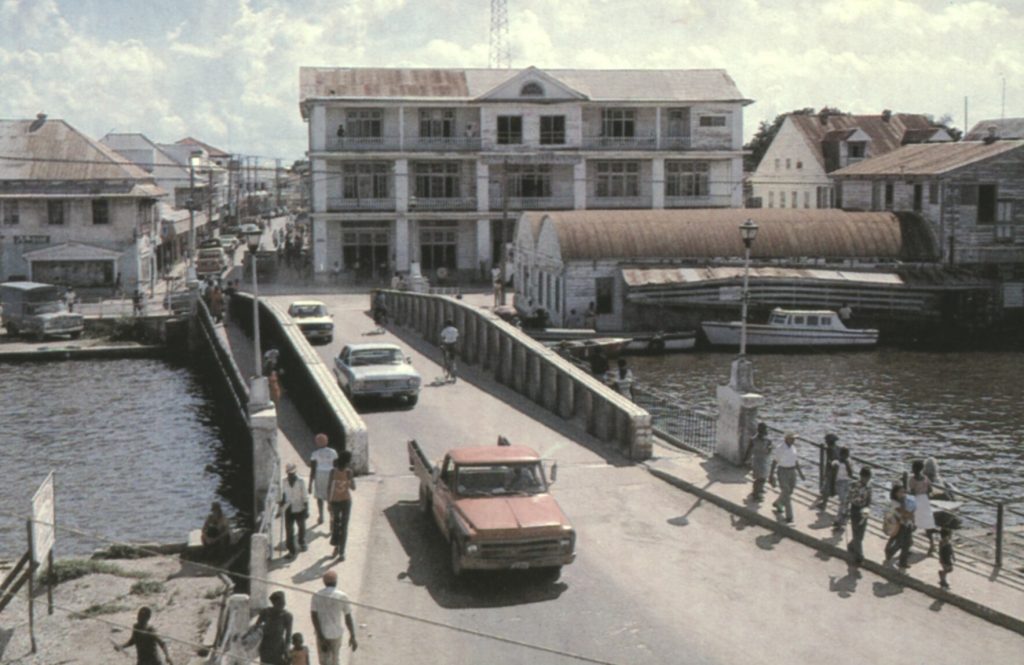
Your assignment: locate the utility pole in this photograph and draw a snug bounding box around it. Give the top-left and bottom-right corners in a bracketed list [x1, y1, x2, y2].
[275, 158, 282, 208]
[207, 168, 215, 229]
[489, 0, 511, 68]
[187, 153, 197, 279]
[500, 157, 509, 305]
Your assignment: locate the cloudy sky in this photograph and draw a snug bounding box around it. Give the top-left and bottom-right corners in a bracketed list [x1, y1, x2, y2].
[1, 0, 1021, 163]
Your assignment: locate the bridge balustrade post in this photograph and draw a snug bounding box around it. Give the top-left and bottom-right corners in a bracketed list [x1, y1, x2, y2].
[715, 357, 764, 465]
[499, 336, 514, 385]
[557, 372, 574, 419]
[488, 326, 502, 374]
[512, 342, 527, 392]
[478, 317, 491, 369]
[527, 353, 543, 403]
[249, 534, 270, 610]
[593, 397, 612, 441]
[575, 385, 594, 431]
[541, 361, 558, 411]
[464, 314, 478, 365]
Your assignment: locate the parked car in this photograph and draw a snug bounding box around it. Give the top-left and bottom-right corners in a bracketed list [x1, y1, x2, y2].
[196, 246, 228, 278]
[219, 234, 239, 252]
[0, 282, 84, 339]
[334, 343, 421, 406]
[287, 300, 334, 344]
[238, 223, 261, 239]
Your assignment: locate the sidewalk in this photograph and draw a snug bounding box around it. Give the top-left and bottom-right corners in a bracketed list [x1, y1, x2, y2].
[644, 442, 1024, 634]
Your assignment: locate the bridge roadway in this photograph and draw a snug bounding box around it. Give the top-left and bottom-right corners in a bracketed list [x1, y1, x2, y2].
[243, 292, 1019, 665]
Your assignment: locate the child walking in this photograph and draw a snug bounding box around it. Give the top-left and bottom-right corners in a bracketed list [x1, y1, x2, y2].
[938, 528, 955, 589]
[289, 632, 311, 665]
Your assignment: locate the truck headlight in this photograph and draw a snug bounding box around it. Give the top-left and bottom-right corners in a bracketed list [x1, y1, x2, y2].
[559, 538, 573, 550]
[407, 377, 419, 388]
[465, 543, 479, 555]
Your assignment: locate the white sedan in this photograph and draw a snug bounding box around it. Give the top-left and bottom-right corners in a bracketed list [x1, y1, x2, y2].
[334, 343, 422, 406]
[288, 300, 334, 344]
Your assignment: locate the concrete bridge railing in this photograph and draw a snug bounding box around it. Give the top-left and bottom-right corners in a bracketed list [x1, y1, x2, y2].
[381, 290, 653, 460]
[229, 293, 369, 474]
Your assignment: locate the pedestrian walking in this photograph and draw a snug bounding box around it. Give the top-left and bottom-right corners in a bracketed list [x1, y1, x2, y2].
[923, 457, 955, 501]
[114, 606, 173, 665]
[909, 459, 938, 554]
[583, 301, 597, 329]
[278, 463, 308, 559]
[831, 447, 855, 528]
[327, 451, 356, 560]
[254, 590, 292, 665]
[491, 265, 504, 306]
[263, 348, 283, 405]
[603, 358, 636, 400]
[132, 288, 145, 316]
[64, 286, 76, 313]
[311, 570, 357, 665]
[938, 527, 955, 589]
[308, 433, 338, 526]
[814, 433, 839, 510]
[846, 467, 873, 565]
[288, 633, 310, 665]
[742, 422, 773, 502]
[769, 433, 805, 523]
[209, 285, 224, 323]
[883, 483, 916, 570]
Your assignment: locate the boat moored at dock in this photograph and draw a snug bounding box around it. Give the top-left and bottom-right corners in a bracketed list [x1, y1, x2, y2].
[701, 308, 879, 349]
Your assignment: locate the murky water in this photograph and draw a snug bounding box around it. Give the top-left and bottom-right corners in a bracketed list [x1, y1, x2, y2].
[0, 358, 249, 559]
[632, 350, 1024, 517]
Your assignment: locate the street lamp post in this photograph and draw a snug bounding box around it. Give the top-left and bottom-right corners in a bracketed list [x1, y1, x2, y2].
[187, 151, 204, 283]
[245, 228, 263, 378]
[738, 218, 759, 357]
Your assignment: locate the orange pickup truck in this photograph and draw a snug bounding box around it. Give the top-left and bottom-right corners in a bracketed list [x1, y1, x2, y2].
[408, 438, 576, 578]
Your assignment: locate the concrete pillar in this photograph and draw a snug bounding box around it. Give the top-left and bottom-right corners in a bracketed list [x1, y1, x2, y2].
[465, 314, 478, 365]
[576, 386, 594, 431]
[312, 212, 328, 275]
[527, 353, 543, 403]
[311, 106, 326, 152]
[488, 326, 501, 374]
[395, 159, 409, 212]
[557, 372, 574, 419]
[476, 163, 490, 212]
[454, 306, 467, 360]
[249, 534, 270, 610]
[476, 219, 492, 272]
[500, 336, 514, 385]
[222, 594, 252, 664]
[593, 398, 611, 441]
[250, 401, 278, 516]
[478, 318, 491, 370]
[573, 161, 587, 210]
[394, 217, 410, 271]
[651, 157, 665, 209]
[512, 343, 527, 392]
[715, 358, 764, 464]
[312, 159, 327, 213]
[541, 362, 558, 411]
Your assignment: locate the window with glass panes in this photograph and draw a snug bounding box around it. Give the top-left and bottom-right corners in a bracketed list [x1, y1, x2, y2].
[414, 162, 460, 198]
[1, 200, 20, 225]
[666, 108, 690, 137]
[342, 163, 390, 199]
[48, 200, 64, 225]
[345, 109, 383, 138]
[595, 161, 640, 197]
[497, 116, 522, 144]
[92, 199, 110, 225]
[539, 116, 565, 144]
[419, 109, 455, 138]
[419, 222, 457, 271]
[507, 164, 552, 198]
[665, 161, 709, 197]
[601, 109, 635, 137]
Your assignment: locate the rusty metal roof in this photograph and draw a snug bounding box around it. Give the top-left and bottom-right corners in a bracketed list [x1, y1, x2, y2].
[540, 209, 937, 262]
[789, 113, 946, 172]
[0, 118, 158, 187]
[832, 139, 1024, 177]
[964, 118, 1024, 140]
[299, 66, 748, 104]
[622, 266, 905, 288]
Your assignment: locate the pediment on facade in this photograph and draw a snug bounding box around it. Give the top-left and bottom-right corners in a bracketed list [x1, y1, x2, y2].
[23, 242, 122, 261]
[475, 67, 587, 102]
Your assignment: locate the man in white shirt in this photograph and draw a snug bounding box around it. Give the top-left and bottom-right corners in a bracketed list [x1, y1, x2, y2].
[279, 463, 308, 558]
[311, 570, 357, 665]
[769, 432, 806, 523]
[308, 434, 338, 526]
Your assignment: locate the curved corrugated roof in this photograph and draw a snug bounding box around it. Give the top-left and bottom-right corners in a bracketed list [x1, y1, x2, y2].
[541, 209, 936, 262]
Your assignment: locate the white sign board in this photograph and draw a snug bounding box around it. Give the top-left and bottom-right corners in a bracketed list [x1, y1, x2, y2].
[31, 472, 55, 564]
[719, 286, 742, 301]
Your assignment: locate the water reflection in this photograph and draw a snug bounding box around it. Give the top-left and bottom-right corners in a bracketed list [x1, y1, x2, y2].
[0, 358, 249, 558]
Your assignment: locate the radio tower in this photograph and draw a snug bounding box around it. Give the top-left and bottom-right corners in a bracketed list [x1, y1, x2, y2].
[489, 0, 510, 68]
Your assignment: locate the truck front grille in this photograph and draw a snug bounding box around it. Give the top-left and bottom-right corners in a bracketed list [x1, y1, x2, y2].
[477, 539, 563, 560]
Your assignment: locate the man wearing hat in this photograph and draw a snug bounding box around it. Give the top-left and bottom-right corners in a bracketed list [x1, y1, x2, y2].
[279, 463, 308, 559]
[311, 570, 357, 665]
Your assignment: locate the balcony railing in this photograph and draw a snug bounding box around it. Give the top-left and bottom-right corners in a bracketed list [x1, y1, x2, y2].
[660, 136, 693, 150]
[582, 136, 657, 150]
[490, 195, 575, 211]
[664, 194, 732, 208]
[407, 137, 482, 152]
[587, 195, 651, 209]
[325, 136, 401, 151]
[326, 197, 396, 212]
[409, 196, 478, 211]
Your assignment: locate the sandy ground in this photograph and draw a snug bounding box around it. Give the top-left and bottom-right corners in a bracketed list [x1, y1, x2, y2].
[0, 554, 227, 664]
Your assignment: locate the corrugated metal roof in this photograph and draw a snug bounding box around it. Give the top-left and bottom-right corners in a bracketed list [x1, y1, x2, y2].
[622, 266, 905, 288]
[964, 118, 1024, 141]
[175, 136, 229, 158]
[832, 140, 1024, 177]
[539, 209, 937, 262]
[789, 113, 944, 172]
[0, 118, 157, 185]
[299, 66, 748, 104]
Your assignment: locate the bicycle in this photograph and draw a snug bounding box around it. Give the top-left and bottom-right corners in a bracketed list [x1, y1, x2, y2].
[441, 343, 458, 383]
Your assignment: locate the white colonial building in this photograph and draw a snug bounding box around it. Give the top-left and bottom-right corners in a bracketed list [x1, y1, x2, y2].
[299, 66, 751, 283]
[750, 110, 951, 211]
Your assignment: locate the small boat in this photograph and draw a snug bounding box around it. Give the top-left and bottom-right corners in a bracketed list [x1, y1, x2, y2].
[618, 330, 696, 353]
[701, 308, 879, 348]
[552, 336, 633, 359]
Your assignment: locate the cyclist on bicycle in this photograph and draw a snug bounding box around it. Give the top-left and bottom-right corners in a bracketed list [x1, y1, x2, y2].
[439, 319, 459, 382]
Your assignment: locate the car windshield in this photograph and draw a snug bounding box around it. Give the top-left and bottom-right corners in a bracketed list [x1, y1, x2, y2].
[455, 463, 546, 496]
[348, 349, 403, 366]
[26, 302, 63, 315]
[290, 304, 326, 318]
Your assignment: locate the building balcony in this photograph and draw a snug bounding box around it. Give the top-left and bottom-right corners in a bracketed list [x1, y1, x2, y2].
[582, 136, 658, 151]
[665, 194, 732, 208]
[660, 136, 693, 150]
[587, 195, 652, 209]
[407, 137, 482, 152]
[490, 195, 575, 211]
[325, 136, 401, 152]
[325, 197, 396, 212]
[409, 196, 478, 211]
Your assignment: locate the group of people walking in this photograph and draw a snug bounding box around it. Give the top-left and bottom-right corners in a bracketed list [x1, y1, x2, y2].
[745, 425, 957, 588]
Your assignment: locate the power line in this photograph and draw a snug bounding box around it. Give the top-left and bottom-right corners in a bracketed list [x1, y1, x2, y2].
[0, 509, 625, 665]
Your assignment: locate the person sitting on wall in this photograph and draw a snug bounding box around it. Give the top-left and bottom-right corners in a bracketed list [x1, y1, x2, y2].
[201, 501, 231, 561]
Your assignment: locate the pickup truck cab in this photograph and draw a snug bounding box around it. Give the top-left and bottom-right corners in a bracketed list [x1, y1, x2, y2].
[409, 438, 576, 577]
[1, 281, 84, 339]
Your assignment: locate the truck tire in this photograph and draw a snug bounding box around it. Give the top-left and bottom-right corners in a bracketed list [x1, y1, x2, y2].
[450, 538, 464, 578]
[406, 393, 419, 407]
[539, 566, 562, 582]
[418, 484, 431, 515]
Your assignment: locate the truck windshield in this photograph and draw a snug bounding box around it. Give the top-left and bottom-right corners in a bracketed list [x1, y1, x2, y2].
[27, 302, 63, 315]
[456, 463, 546, 496]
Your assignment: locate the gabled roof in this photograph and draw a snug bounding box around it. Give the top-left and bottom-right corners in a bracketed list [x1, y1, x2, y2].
[964, 118, 1024, 141]
[538, 209, 937, 262]
[175, 137, 229, 158]
[788, 113, 948, 172]
[22, 242, 122, 261]
[832, 140, 1024, 177]
[299, 66, 751, 115]
[0, 118, 157, 183]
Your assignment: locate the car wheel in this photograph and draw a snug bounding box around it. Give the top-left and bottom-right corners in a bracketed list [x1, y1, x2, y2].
[538, 566, 562, 582]
[450, 538, 464, 578]
[406, 394, 419, 407]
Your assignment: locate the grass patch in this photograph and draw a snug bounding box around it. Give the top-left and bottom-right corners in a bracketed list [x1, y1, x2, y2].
[93, 544, 152, 560]
[46, 559, 148, 585]
[72, 601, 130, 619]
[129, 580, 165, 595]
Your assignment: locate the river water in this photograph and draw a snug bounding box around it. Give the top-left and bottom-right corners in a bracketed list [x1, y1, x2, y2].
[632, 350, 1024, 516]
[0, 358, 249, 559]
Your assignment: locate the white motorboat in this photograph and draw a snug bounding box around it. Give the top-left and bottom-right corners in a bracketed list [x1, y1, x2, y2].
[701, 308, 879, 348]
